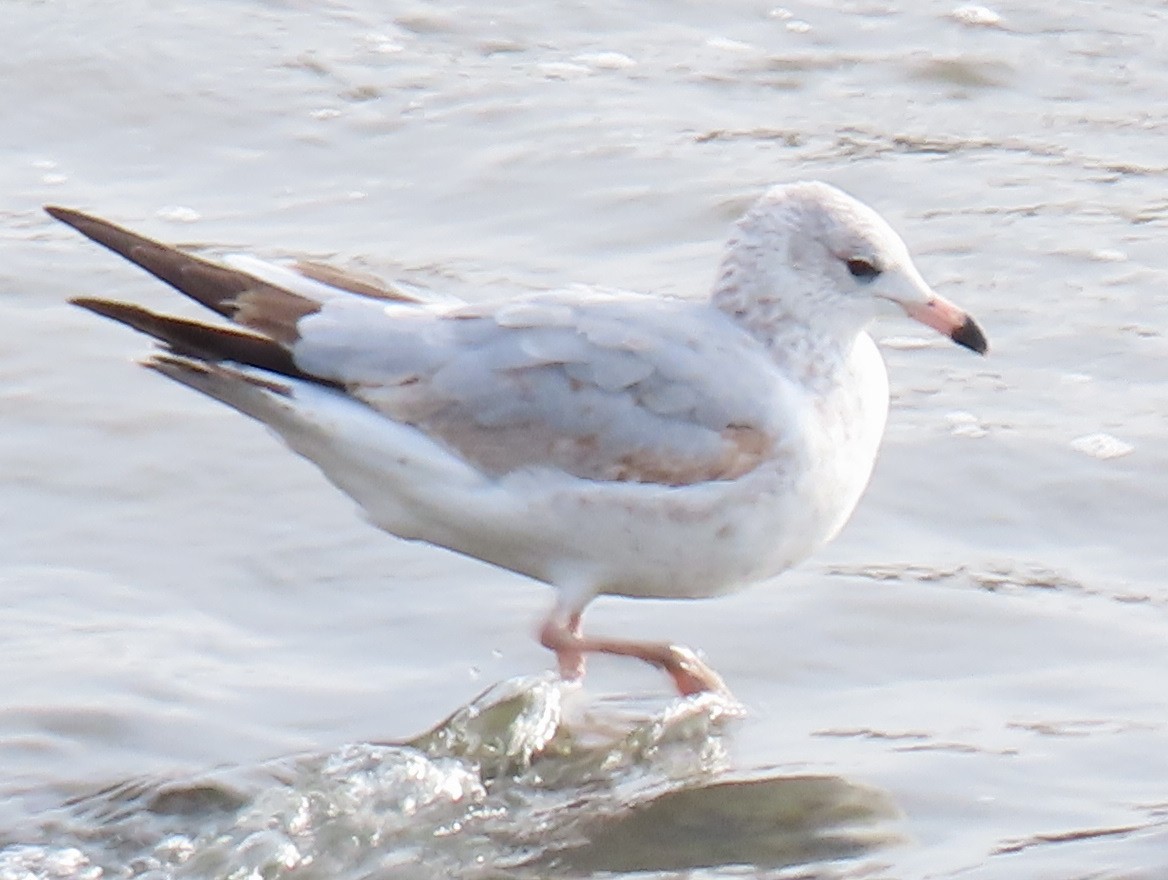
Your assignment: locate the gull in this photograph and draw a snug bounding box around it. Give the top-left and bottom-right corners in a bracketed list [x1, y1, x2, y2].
[46, 182, 986, 696]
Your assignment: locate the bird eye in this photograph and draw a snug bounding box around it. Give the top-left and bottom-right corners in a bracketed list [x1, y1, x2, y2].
[846, 258, 881, 280]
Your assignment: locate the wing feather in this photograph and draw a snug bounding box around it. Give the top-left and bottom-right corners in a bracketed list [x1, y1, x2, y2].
[292, 292, 788, 485]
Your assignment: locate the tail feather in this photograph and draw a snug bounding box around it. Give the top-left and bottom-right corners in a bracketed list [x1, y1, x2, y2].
[144, 354, 297, 420]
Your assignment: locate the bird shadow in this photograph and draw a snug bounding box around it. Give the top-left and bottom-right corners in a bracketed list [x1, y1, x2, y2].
[13, 675, 902, 879]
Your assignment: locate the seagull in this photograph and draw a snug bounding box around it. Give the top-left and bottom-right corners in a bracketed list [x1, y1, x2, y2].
[46, 182, 986, 696]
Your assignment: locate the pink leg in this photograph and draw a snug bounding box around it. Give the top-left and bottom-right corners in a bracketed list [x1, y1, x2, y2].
[550, 611, 586, 681]
[538, 608, 729, 697]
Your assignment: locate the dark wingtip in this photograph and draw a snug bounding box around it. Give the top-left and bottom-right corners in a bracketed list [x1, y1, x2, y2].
[69, 296, 120, 316]
[44, 205, 133, 249]
[952, 315, 988, 355]
[69, 297, 170, 337]
[45, 205, 89, 227]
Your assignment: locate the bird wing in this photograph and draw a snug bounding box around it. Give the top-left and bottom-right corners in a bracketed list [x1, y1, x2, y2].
[291, 291, 789, 485]
[49, 207, 791, 486]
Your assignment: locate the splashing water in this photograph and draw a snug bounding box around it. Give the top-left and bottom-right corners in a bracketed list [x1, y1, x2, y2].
[0, 676, 897, 879]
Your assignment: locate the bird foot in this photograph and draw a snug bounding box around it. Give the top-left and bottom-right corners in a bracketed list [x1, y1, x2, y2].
[658, 644, 732, 697]
[539, 616, 731, 697]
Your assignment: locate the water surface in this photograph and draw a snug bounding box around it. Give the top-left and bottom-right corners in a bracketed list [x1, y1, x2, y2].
[3, 1, 1168, 877]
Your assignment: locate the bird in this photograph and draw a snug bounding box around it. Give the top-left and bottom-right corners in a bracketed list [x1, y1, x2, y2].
[46, 182, 986, 697]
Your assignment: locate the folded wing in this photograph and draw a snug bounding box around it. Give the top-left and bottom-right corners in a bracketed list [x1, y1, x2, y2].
[49, 208, 788, 486]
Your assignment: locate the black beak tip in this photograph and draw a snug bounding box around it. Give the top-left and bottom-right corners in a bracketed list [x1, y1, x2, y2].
[952, 315, 988, 355]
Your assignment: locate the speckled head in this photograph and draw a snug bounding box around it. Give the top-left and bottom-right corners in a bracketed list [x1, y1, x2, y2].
[712, 181, 987, 356]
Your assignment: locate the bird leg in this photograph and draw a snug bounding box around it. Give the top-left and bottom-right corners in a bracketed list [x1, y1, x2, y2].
[538, 611, 730, 697]
[546, 610, 587, 682]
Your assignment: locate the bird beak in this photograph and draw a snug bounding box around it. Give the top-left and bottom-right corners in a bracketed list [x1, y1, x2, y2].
[901, 293, 988, 355]
[883, 264, 988, 355]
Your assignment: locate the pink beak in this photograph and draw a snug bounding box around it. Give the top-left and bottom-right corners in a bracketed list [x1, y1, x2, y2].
[902, 294, 987, 354]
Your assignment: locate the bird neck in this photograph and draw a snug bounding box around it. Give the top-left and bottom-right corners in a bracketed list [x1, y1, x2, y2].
[710, 255, 865, 393]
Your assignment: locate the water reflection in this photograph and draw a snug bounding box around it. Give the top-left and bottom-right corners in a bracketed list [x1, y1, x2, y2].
[9, 676, 900, 879]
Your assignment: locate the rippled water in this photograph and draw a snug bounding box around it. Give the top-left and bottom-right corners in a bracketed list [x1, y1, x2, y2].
[4, 1, 1168, 878]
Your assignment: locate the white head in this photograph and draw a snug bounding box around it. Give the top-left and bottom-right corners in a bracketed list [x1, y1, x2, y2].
[713, 181, 986, 357]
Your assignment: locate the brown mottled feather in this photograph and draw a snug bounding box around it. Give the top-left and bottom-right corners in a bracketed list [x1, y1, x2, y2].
[607, 426, 773, 485]
[230, 287, 319, 345]
[355, 401, 776, 486]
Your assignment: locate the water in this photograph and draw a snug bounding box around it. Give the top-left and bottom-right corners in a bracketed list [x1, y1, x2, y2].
[3, 0, 1168, 877]
[0, 679, 896, 877]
